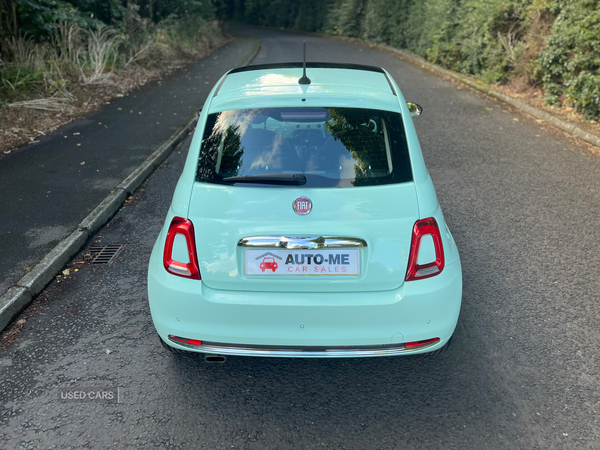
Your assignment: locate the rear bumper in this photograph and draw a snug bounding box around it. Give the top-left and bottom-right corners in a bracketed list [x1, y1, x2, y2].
[147, 258, 462, 358]
[167, 339, 442, 357]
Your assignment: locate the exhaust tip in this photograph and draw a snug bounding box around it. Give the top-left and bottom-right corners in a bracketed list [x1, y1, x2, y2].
[205, 355, 226, 363]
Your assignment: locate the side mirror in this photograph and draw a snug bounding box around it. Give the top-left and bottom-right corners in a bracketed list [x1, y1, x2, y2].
[407, 103, 423, 117]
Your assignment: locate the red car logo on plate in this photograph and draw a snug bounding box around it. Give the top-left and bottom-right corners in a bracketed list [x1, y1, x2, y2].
[293, 197, 312, 215]
[260, 257, 278, 272]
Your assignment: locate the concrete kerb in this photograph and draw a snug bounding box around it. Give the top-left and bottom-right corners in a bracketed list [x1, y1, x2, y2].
[79, 189, 128, 236]
[0, 288, 32, 331]
[0, 115, 197, 333]
[17, 229, 89, 296]
[376, 43, 600, 149]
[0, 37, 262, 333]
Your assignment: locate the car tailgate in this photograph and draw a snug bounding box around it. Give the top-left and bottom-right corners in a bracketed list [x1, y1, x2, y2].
[188, 182, 419, 293]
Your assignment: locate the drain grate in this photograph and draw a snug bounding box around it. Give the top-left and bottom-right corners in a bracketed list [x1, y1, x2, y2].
[89, 244, 125, 265]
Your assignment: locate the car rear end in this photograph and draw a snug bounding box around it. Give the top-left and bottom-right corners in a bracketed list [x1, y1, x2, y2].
[147, 63, 462, 357]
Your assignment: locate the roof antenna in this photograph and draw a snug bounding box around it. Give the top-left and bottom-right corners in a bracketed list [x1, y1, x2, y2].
[298, 41, 311, 85]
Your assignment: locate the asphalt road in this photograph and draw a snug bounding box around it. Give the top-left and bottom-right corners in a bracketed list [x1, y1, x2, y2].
[0, 35, 258, 298]
[1, 26, 600, 449]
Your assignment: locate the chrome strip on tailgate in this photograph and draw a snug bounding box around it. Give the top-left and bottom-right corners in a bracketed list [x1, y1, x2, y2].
[238, 236, 367, 249]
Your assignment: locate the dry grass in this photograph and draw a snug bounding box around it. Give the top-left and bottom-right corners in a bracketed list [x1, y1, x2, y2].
[8, 96, 72, 111]
[50, 21, 81, 64]
[0, 23, 229, 156]
[123, 40, 154, 69]
[78, 27, 120, 85]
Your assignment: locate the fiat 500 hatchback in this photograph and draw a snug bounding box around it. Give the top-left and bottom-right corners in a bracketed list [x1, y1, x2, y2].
[148, 62, 462, 358]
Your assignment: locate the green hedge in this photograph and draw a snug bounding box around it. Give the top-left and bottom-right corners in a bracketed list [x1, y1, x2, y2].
[537, 0, 600, 119]
[216, 0, 600, 120]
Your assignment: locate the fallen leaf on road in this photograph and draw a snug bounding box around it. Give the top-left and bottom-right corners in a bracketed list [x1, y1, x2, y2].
[62, 269, 70, 276]
[73, 132, 80, 135]
[80, 161, 85, 165]
[16, 319, 26, 326]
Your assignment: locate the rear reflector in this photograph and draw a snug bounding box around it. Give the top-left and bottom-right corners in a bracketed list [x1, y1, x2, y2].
[169, 335, 203, 346]
[404, 337, 440, 348]
[405, 217, 445, 281]
[163, 217, 201, 280]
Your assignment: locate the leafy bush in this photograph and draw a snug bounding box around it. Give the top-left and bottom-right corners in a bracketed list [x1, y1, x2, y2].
[15, 0, 99, 37]
[0, 0, 224, 104]
[326, 0, 366, 38]
[537, 0, 600, 119]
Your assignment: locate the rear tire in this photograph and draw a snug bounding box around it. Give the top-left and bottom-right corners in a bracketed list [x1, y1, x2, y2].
[159, 336, 189, 354]
[420, 336, 452, 357]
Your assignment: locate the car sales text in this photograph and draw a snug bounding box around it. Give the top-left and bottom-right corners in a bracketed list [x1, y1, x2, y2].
[285, 253, 350, 273]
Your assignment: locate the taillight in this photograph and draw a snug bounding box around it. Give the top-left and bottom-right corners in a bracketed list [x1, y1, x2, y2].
[405, 337, 440, 348]
[405, 217, 444, 281]
[163, 217, 201, 280]
[169, 335, 203, 346]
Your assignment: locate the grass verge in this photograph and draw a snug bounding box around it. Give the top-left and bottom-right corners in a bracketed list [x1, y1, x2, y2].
[0, 13, 228, 157]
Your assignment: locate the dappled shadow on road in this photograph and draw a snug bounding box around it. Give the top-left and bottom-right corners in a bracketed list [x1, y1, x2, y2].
[161, 341, 508, 448]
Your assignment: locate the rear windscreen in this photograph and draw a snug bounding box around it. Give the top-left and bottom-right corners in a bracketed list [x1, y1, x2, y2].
[196, 107, 412, 188]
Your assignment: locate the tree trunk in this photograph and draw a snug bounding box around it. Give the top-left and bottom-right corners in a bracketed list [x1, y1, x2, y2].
[10, 0, 17, 36]
[0, 0, 19, 58]
[148, 0, 154, 22]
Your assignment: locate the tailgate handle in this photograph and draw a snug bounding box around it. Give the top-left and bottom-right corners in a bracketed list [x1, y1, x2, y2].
[238, 236, 367, 249]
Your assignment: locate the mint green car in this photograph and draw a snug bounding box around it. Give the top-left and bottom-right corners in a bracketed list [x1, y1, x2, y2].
[148, 63, 462, 358]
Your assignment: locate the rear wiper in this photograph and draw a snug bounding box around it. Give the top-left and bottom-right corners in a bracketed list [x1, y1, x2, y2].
[221, 174, 307, 185]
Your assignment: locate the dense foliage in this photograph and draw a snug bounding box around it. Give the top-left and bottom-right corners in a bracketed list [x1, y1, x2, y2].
[215, 0, 600, 120]
[0, 0, 217, 57]
[3, 0, 599, 119]
[213, 0, 328, 32]
[0, 0, 221, 103]
[1, 0, 216, 34]
[537, 0, 600, 119]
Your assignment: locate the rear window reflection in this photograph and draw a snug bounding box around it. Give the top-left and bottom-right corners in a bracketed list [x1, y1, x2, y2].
[196, 107, 412, 187]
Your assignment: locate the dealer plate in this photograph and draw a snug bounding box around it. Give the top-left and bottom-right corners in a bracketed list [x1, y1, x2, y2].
[245, 249, 360, 276]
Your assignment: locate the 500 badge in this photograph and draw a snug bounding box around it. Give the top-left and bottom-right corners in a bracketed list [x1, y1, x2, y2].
[245, 249, 360, 276]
